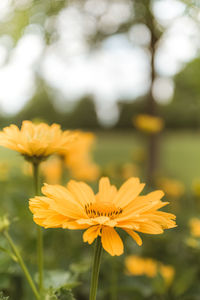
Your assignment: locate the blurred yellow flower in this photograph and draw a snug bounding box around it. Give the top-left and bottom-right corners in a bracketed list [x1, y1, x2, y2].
[63, 131, 100, 181]
[156, 178, 185, 198]
[125, 256, 157, 277]
[133, 114, 164, 134]
[189, 218, 200, 237]
[41, 156, 62, 184]
[0, 121, 75, 163]
[159, 264, 175, 285]
[29, 177, 176, 256]
[121, 163, 139, 180]
[125, 255, 175, 284]
[22, 162, 32, 177]
[186, 237, 199, 248]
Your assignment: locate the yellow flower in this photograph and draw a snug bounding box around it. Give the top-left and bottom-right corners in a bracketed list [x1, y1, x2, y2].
[186, 237, 199, 248]
[189, 218, 200, 237]
[133, 114, 164, 134]
[125, 256, 157, 277]
[41, 156, 62, 184]
[156, 178, 185, 199]
[0, 121, 74, 162]
[159, 264, 175, 285]
[125, 256, 175, 285]
[29, 177, 176, 256]
[70, 164, 100, 182]
[64, 131, 100, 181]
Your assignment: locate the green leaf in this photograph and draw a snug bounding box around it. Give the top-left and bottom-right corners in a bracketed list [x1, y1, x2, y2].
[44, 288, 57, 300]
[45, 287, 76, 300]
[43, 270, 79, 290]
[55, 287, 76, 300]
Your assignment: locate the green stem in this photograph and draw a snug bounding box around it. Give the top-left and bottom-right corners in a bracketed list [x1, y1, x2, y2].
[33, 162, 43, 297]
[89, 237, 102, 300]
[110, 259, 117, 300]
[4, 231, 40, 300]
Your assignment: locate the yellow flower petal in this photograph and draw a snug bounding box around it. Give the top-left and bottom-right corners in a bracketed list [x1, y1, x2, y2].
[83, 226, 101, 244]
[113, 177, 145, 208]
[101, 227, 124, 256]
[124, 229, 142, 246]
[42, 184, 87, 218]
[67, 180, 95, 206]
[97, 177, 117, 202]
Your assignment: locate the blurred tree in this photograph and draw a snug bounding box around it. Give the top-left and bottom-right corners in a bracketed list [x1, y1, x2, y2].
[0, 0, 67, 44]
[13, 80, 61, 125]
[116, 99, 147, 129]
[160, 58, 200, 129]
[66, 96, 100, 129]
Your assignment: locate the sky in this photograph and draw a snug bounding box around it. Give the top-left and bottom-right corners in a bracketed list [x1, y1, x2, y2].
[0, 0, 199, 124]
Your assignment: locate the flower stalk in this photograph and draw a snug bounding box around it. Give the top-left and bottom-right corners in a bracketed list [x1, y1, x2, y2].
[3, 230, 40, 300]
[89, 236, 102, 300]
[33, 162, 44, 297]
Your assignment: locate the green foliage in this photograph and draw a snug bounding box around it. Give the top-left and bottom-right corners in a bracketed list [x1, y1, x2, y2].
[9, 90, 100, 130]
[43, 270, 79, 290]
[0, 292, 9, 300]
[159, 58, 200, 129]
[66, 96, 99, 129]
[45, 287, 75, 300]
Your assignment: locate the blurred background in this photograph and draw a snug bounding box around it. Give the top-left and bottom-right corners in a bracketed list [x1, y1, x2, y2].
[1, 0, 200, 299]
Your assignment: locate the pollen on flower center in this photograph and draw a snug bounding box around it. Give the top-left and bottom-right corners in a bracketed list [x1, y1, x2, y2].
[85, 202, 123, 218]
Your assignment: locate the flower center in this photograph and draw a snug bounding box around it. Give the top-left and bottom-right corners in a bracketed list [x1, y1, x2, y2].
[85, 202, 123, 218]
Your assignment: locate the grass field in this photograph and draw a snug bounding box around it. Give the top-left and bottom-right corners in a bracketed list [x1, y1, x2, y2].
[93, 130, 200, 189]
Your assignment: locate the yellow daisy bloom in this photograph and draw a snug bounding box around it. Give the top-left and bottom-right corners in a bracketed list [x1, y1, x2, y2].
[0, 121, 74, 162]
[29, 177, 176, 256]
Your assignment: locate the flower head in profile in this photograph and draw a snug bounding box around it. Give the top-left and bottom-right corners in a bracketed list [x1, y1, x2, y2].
[133, 114, 164, 134]
[0, 121, 75, 163]
[29, 177, 176, 256]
